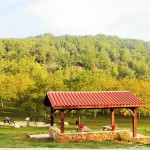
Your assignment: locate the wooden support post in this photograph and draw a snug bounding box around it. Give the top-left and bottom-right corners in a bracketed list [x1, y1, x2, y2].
[132, 108, 137, 137]
[110, 108, 115, 126]
[60, 110, 65, 133]
[50, 108, 54, 126]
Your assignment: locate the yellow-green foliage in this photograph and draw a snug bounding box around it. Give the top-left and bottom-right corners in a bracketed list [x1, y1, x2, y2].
[0, 34, 149, 116]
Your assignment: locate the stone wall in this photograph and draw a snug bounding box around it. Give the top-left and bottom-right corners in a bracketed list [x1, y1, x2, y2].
[49, 126, 131, 143]
[133, 137, 150, 144]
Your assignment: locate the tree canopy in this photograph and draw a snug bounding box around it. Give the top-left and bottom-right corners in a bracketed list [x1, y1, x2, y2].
[0, 34, 150, 116]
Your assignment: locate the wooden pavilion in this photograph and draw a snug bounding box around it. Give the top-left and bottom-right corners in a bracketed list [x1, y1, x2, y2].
[43, 91, 145, 137]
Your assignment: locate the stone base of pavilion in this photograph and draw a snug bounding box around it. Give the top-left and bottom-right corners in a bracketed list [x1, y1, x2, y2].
[49, 126, 131, 143]
[133, 136, 150, 144]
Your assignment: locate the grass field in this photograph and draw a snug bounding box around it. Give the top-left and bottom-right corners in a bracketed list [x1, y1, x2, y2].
[0, 107, 150, 148]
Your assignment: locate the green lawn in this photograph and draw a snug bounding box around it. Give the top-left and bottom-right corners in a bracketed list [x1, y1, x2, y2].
[0, 107, 150, 148]
[0, 124, 150, 149]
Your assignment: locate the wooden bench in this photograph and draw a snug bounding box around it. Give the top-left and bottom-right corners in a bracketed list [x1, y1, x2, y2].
[25, 118, 38, 126]
[83, 126, 92, 132]
[43, 119, 51, 125]
[31, 118, 38, 126]
[102, 125, 119, 131]
[102, 126, 112, 131]
[3, 117, 15, 125]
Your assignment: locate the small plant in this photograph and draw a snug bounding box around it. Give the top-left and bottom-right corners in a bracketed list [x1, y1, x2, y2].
[120, 109, 131, 116]
[77, 123, 84, 132]
[117, 133, 131, 141]
[118, 134, 123, 141]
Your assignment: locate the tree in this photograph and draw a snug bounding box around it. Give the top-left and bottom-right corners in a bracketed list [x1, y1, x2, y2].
[21, 101, 36, 116]
[96, 50, 111, 69]
[0, 34, 150, 116]
[118, 63, 135, 78]
[109, 48, 120, 62]
[132, 60, 149, 79]
[120, 48, 132, 63]
[0, 74, 17, 107]
[0, 41, 5, 59]
[14, 73, 35, 112]
[117, 78, 150, 116]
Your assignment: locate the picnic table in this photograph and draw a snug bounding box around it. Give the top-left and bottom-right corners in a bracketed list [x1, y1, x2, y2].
[25, 117, 38, 126]
[43, 118, 51, 125]
[83, 126, 92, 132]
[76, 126, 92, 132]
[31, 118, 38, 126]
[102, 125, 119, 131]
[3, 117, 15, 125]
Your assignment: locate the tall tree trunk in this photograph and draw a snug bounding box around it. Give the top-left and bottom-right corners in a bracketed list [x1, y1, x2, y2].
[94, 111, 97, 119]
[1, 100, 3, 108]
[45, 111, 47, 118]
[138, 110, 140, 119]
[102, 109, 105, 115]
[78, 114, 80, 124]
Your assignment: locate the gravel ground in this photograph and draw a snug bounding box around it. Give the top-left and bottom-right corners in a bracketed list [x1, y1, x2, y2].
[0, 121, 50, 127]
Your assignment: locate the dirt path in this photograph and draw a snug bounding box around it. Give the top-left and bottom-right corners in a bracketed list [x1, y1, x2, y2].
[0, 121, 50, 127]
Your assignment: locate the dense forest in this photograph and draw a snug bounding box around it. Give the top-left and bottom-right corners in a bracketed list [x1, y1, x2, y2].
[0, 34, 150, 116]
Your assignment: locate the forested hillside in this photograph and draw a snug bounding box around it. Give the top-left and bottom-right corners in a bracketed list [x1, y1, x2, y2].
[0, 34, 150, 116]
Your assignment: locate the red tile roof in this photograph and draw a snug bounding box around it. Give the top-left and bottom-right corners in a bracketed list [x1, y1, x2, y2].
[43, 91, 145, 109]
